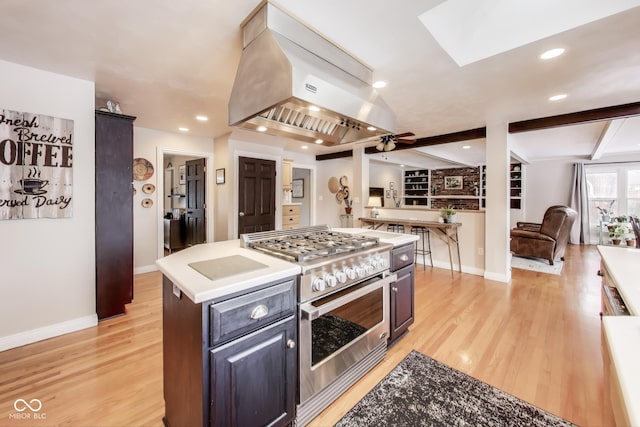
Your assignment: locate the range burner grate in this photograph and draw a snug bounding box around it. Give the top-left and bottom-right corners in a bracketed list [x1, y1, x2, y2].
[250, 231, 379, 263]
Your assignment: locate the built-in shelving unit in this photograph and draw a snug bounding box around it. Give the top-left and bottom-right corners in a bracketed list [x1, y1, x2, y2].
[403, 169, 430, 206]
[510, 163, 522, 210]
[479, 163, 523, 210]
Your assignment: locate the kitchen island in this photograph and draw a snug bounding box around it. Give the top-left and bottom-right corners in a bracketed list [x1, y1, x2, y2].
[598, 246, 640, 427]
[156, 240, 300, 427]
[155, 228, 414, 427]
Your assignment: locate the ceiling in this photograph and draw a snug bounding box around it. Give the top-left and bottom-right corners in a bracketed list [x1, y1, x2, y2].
[1, 1, 639, 169]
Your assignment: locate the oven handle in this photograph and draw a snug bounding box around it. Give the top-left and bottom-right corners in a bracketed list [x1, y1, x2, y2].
[300, 273, 397, 320]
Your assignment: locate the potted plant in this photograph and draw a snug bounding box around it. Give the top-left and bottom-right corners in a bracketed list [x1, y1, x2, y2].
[609, 223, 628, 245]
[440, 205, 457, 223]
[344, 198, 353, 214]
[596, 200, 615, 222]
[626, 237, 636, 247]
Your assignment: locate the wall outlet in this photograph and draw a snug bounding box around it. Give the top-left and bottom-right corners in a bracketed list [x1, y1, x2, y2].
[478, 248, 484, 255]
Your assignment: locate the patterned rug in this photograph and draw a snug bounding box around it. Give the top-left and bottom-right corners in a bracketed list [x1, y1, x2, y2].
[335, 350, 576, 427]
[511, 255, 564, 275]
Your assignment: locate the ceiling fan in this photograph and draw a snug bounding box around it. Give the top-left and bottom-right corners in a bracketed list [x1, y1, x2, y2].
[375, 132, 416, 151]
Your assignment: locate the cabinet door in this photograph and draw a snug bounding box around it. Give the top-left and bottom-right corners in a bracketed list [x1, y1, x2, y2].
[211, 317, 296, 427]
[95, 111, 136, 319]
[389, 264, 415, 343]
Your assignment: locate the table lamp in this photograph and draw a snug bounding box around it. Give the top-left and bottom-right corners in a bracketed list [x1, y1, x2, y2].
[368, 196, 382, 218]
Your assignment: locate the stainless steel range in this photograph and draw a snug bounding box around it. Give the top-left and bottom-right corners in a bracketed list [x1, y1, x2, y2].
[242, 225, 395, 426]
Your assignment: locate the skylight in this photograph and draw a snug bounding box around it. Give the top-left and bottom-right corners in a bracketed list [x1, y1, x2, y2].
[418, 0, 640, 66]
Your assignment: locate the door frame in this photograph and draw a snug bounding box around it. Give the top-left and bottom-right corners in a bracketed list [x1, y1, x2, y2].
[232, 151, 318, 237]
[156, 147, 214, 260]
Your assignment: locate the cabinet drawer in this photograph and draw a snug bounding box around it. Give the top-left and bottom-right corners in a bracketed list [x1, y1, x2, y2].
[283, 205, 300, 215]
[283, 214, 300, 225]
[210, 279, 296, 347]
[391, 243, 415, 272]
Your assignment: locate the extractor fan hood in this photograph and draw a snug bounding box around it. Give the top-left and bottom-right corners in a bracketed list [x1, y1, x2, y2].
[228, 1, 396, 146]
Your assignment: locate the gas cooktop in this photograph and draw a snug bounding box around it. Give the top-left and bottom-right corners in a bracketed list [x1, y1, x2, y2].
[249, 230, 379, 263]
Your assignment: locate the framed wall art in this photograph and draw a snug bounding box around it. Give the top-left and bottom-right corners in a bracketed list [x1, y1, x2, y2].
[216, 168, 225, 185]
[178, 165, 186, 184]
[292, 179, 304, 198]
[444, 176, 463, 190]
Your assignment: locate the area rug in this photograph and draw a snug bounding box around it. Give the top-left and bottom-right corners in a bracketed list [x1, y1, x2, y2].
[511, 255, 563, 275]
[335, 350, 576, 427]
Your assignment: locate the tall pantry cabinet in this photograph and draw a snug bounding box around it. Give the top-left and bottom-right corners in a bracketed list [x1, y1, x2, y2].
[95, 110, 136, 320]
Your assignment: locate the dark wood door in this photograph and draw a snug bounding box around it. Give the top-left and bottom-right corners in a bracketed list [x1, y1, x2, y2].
[211, 317, 296, 427]
[389, 264, 415, 343]
[185, 158, 206, 246]
[95, 110, 135, 320]
[238, 156, 276, 236]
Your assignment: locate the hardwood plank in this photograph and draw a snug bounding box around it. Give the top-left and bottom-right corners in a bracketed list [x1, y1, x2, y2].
[0, 245, 613, 427]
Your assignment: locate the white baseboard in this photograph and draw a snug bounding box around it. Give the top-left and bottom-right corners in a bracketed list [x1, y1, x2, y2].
[415, 259, 484, 277]
[484, 270, 511, 283]
[0, 314, 98, 352]
[134, 264, 158, 275]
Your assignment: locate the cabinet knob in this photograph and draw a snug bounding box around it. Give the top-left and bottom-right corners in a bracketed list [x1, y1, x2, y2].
[286, 339, 296, 349]
[239, 212, 245, 217]
[392, 286, 398, 292]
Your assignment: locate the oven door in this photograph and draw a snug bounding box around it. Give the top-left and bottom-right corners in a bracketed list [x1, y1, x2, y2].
[298, 272, 395, 404]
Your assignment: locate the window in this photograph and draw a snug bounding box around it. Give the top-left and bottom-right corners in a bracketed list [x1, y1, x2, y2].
[586, 163, 640, 243]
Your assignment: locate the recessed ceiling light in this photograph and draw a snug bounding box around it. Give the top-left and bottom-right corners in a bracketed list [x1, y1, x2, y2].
[178, 127, 189, 132]
[372, 81, 387, 89]
[400, 164, 405, 168]
[257, 126, 267, 132]
[549, 94, 567, 101]
[462, 145, 471, 149]
[301, 145, 309, 150]
[195, 115, 208, 121]
[540, 48, 565, 60]
[309, 105, 320, 112]
[315, 139, 323, 144]
[367, 126, 377, 131]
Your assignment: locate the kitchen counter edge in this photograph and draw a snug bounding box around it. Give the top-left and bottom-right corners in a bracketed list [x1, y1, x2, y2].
[156, 239, 300, 304]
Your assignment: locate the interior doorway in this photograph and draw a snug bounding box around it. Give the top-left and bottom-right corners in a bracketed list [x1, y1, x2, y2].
[157, 149, 214, 260]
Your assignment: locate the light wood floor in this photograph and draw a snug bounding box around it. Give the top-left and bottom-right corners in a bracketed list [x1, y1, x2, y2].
[0, 245, 613, 427]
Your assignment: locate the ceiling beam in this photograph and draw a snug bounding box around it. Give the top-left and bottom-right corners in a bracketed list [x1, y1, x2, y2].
[315, 150, 353, 161]
[363, 127, 486, 155]
[591, 118, 625, 160]
[316, 127, 486, 161]
[508, 101, 640, 133]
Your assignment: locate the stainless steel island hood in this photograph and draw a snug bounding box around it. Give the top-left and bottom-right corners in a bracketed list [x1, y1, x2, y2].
[228, 1, 396, 146]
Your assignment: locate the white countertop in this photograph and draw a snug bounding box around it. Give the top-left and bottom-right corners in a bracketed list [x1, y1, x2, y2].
[598, 246, 640, 315]
[156, 240, 300, 303]
[602, 316, 640, 426]
[332, 227, 419, 247]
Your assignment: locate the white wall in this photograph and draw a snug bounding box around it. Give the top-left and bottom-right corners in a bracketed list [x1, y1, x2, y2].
[369, 162, 403, 207]
[0, 60, 96, 350]
[521, 159, 574, 225]
[316, 158, 354, 227]
[133, 127, 213, 273]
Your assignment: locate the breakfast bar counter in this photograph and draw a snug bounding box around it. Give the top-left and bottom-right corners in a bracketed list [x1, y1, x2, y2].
[359, 217, 461, 276]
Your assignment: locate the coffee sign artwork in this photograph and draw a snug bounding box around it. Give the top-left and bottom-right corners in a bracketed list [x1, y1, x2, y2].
[0, 108, 74, 219]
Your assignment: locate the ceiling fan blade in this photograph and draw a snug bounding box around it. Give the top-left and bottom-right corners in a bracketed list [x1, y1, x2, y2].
[395, 132, 415, 138]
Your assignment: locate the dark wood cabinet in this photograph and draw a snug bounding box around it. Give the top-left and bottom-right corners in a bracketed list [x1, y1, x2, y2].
[163, 218, 185, 253]
[162, 275, 297, 427]
[389, 263, 415, 343]
[211, 318, 296, 427]
[95, 110, 136, 320]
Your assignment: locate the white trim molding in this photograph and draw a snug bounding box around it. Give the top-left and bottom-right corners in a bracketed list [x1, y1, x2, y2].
[0, 314, 98, 352]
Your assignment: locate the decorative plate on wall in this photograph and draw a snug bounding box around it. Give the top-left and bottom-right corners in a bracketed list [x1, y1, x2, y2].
[141, 198, 153, 208]
[142, 183, 156, 194]
[133, 158, 154, 181]
[328, 177, 340, 193]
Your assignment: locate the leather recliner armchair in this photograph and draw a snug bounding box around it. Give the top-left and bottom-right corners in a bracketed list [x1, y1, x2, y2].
[510, 205, 578, 265]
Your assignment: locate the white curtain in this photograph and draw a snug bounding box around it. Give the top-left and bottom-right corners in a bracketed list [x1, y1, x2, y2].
[569, 163, 589, 244]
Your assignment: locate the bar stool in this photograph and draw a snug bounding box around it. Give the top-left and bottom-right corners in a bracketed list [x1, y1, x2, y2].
[411, 226, 433, 269]
[387, 224, 405, 233]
